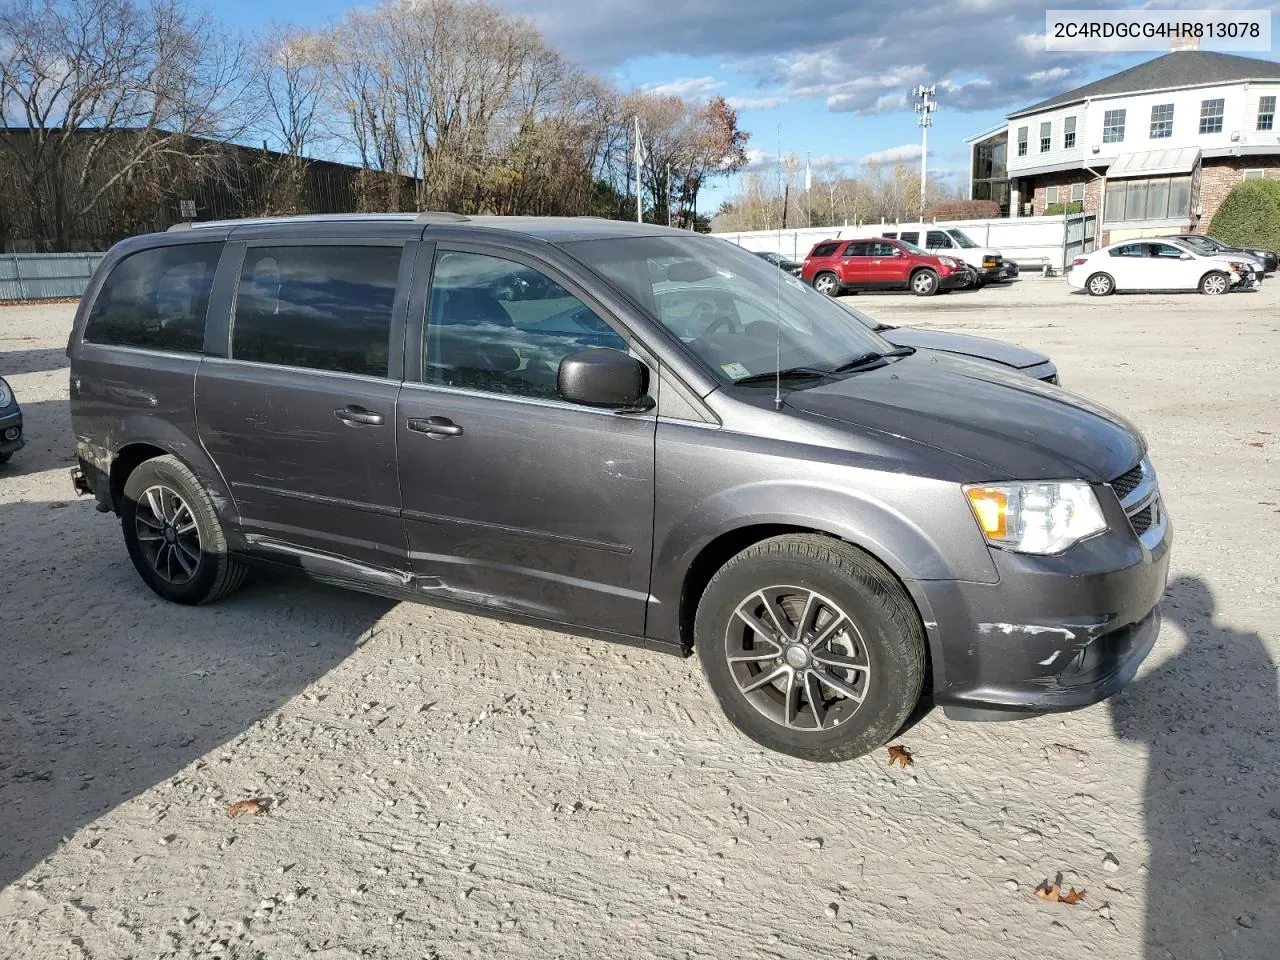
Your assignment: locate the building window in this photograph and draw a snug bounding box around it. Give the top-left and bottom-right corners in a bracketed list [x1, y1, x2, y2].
[1259, 96, 1276, 131]
[1243, 169, 1265, 180]
[1102, 109, 1126, 143]
[1040, 121, 1052, 152]
[1104, 174, 1194, 223]
[1071, 182, 1085, 202]
[1063, 116, 1076, 149]
[1017, 126, 1028, 157]
[1046, 185, 1059, 204]
[1199, 98, 1225, 134]
[1149, 103, 1174, 139]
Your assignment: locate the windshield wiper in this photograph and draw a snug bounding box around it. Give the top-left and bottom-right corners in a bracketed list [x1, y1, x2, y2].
[733, 365, 831, 385]
[829, 345, 915, 373]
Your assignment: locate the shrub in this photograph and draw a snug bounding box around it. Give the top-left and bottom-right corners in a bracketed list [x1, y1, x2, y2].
[1208, 178, 1280, 250]
[1043, 201, 1084, 216]
[924, 199, 1002, 221]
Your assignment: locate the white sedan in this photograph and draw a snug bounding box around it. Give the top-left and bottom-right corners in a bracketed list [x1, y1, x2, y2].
[1066, 239, 1256, 296]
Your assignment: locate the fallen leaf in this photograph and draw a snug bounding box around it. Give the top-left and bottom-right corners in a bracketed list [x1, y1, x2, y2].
[1050, 743, 1090, 762]
[1035, 878, 1086, 904]
[1247, 442, 1264, 448]
[887, 745, 913, 768]
[227, 798, 271, 819]
[48, 502, 68, 509]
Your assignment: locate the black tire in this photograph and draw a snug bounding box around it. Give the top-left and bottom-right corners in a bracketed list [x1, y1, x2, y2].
[910, 269, 939, 296]
[120, 454, 248, 605]
[1085, 272, 1114, 296]
[0, 451, 11, 464]
[813, 272, 839, 297]
[695, 534, 926, 762]
[1199, 271, 1229, 296]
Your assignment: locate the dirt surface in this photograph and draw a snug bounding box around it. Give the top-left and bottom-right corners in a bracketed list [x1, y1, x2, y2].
[1, 280, 1277, 960]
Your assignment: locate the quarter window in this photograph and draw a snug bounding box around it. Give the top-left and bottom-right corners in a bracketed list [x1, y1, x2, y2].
[810, 242, 840, 257]
[1199, 98, 1224, 135]
[425, 251, 625, 400]
[83, 243, 220, 353]
[1063, 116, 1077, 149]
[232, 245, 402, 378]
[1258, 95, 1276, 131]
[1102, 109, 1126, 144]
[1149, 103, 1174, 139]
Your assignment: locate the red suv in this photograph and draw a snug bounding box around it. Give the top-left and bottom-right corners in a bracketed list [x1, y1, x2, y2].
[801, 237, 969, 297]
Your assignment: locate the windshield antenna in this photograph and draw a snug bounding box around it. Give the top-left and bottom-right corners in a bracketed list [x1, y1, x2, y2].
[774, 124, 784, 410]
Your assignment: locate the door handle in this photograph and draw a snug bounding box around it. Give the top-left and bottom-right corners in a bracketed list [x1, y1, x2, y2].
[407, 416, 463, 438]
[335, 405, 384, 426]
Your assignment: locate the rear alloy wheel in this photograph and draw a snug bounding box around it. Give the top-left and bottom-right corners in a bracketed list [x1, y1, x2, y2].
[1086, 272, 1115, 296]
[696, 534, 926, 762]
[911, 269, 940, 296]
[1199, 271, 1229, 296]
[121, 454, 248, 605]
[813, 272, 839, 296]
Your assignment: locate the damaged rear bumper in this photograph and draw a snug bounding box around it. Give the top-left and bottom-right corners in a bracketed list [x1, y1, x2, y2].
[916, 515, 1172, 719]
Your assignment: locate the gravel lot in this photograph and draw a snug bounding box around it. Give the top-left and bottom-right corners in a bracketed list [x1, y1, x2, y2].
[1, 278, 1277, 960]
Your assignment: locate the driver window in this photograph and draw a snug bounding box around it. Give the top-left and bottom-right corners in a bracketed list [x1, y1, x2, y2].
[425, 251, 626, 400]
[1148, 243, 1184, 259]
[926, 231, 952, 248]
[870, 242, 899, 257]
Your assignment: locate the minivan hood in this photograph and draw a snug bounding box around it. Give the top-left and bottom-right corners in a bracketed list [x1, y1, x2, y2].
[783, 352, 1142, 482]
[880, 327, 1047, 369]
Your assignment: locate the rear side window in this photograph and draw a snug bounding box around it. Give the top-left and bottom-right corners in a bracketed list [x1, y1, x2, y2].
[1110, 244, 1145, 258]
[232, 245, 402, 378]
[899, 231, 920, 245]
[810, 242, 840, 257]
[881, 232, 898, 239]
[83, 243, 220, 353]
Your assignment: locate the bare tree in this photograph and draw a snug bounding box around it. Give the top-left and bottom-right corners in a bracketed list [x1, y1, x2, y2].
[250, 22, 326, 214]
[0, 0, 252, 249]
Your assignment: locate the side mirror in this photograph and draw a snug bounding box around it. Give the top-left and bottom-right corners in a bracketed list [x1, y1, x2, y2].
[894, 249, 905, 257]
[557, 348, 650, 409]
[1179, 253, 1193, 260]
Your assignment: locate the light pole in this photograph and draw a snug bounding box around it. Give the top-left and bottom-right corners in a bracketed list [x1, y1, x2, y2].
[912, 84, 937, 221]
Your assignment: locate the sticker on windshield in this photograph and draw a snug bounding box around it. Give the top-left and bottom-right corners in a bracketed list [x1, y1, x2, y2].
[721, 362, 751, 379]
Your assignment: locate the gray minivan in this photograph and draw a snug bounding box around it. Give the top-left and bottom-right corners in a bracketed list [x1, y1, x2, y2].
[66, 214, 1171, 761]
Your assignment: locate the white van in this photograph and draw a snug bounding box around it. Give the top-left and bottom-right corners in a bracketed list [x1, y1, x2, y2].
[881, 225, 1009, 286]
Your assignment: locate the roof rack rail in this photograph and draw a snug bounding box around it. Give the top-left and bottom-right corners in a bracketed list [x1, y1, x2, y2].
[414, 211, 470, 223]
[166, 222, 195, 232]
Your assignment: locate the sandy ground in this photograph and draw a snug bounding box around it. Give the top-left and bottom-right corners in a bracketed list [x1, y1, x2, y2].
[1, 278, 1277, 960]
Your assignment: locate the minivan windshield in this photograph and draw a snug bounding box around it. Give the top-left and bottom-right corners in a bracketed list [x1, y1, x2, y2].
[566, 235, 892, 385]
[948, 230, 980, 248]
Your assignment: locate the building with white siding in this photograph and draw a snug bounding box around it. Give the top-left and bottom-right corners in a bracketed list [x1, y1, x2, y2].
[967, 38, 1280, 243]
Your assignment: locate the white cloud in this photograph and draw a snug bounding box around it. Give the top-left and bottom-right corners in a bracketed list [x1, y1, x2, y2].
[643, 76, 723, 98]
[726, 95, 783, 110]
[861, 143, 924, 166]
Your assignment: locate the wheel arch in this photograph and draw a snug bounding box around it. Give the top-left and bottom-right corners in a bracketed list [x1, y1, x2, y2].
[104, 428, 241, 534]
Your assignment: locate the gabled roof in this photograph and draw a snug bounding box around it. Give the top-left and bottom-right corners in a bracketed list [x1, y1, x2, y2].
[1008, 50, 1280, 119]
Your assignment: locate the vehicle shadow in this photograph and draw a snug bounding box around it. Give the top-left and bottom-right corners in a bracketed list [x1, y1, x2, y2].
[0, 347, 70, 375]
[0, 498, 395, 889]
[1110, 575, 1279, 959]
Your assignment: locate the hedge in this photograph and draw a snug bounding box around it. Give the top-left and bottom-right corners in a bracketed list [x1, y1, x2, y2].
[1207, 178, 1280, 251]
[1043, 201, 1084, 216]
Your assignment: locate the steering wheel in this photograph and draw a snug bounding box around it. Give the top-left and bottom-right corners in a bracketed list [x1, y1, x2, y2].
[703, 314, 739, 336]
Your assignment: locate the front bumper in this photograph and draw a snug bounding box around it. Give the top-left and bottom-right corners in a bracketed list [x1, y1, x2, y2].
[0, 408, 23, 457]
[913, 498, 1172, 717]
[940, 270, 970, 291]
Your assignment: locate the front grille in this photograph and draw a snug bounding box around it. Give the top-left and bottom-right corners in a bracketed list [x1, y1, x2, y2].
[1129, 505, 1154, 535]
[1110, 464, 1144, 499]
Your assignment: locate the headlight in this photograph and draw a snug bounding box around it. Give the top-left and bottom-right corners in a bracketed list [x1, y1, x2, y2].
[0, 378, 11, 408]
[939, 257, 958, 268]
[964, 481, 1107, 554]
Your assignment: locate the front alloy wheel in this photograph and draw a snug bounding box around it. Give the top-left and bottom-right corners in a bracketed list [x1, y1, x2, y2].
[727, 587, 870, 731]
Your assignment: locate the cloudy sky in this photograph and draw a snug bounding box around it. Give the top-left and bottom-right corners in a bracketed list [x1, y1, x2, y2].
[220, 0, 1279, 205]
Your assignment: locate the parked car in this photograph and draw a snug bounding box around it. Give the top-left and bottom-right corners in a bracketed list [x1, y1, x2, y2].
[1159, 233, 1275, 277]
[802, 236, 969, 297]
[753, 250, 803, 276]
[1067, 239, 1255, 296]
[882, 226, 1008, 286]
[0, 376, 23, 464]
[67, 214, 1170, 762]
[836, 301, 1059, 384]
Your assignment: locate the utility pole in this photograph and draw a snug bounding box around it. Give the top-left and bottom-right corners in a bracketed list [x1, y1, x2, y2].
[634, 115, 643, 223]
[912, 84, 937, 222]
[667, 162, 672, 227]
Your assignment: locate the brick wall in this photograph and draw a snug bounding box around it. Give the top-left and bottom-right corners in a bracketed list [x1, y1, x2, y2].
[1193, 157, 1280, 232]
[1024, 171, 1104, 217]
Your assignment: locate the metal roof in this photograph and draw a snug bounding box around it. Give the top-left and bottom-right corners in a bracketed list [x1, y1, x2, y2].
[1008, 51, 1280, 119]
[1107, 147, 1202, 178]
